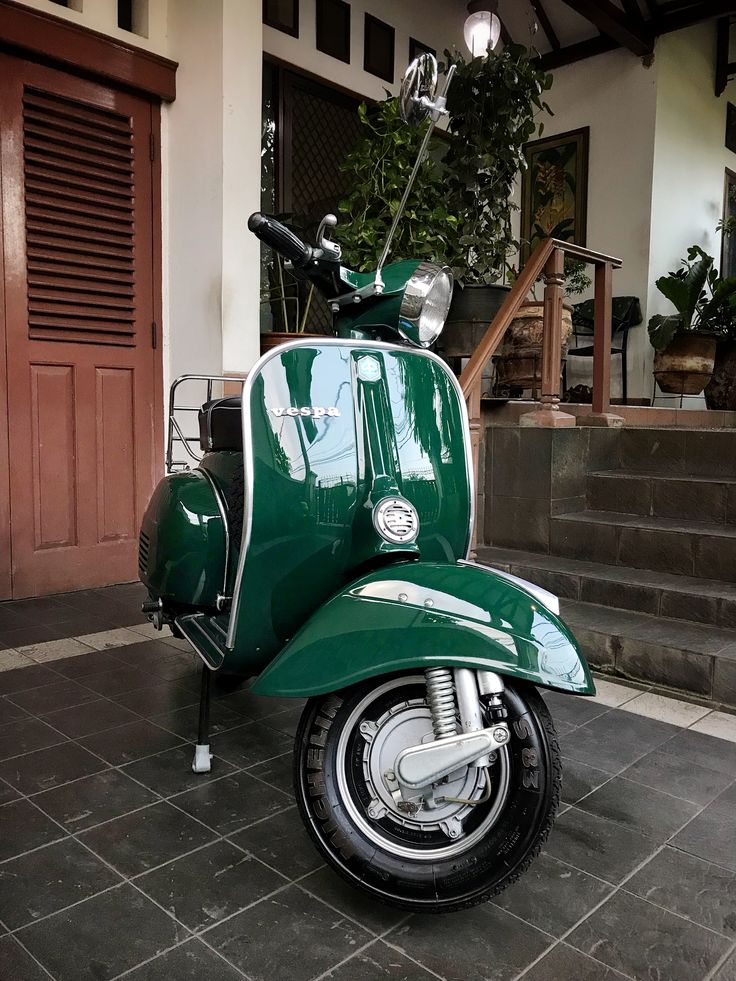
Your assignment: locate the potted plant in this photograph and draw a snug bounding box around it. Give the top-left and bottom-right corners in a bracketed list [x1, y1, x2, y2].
[706, 212, 736, 409]
[648, 246, 736, 395]
[495, 259, 591, 394]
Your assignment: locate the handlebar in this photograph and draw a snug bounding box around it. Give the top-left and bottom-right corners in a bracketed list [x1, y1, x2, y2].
[247, 212, 313, 268]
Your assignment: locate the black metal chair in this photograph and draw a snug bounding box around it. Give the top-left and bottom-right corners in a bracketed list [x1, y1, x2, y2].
[563, 295, 643, 406]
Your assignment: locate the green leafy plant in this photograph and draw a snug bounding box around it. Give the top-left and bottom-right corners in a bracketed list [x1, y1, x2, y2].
[508, 256, 591, 298]
[336, 46, 552, 286]
[647, 246, 736, 352]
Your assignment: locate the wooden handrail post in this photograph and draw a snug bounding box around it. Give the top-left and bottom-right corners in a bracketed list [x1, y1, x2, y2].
[519, 247, 575, 429]
[466, 384, 482, 558]
[588, 260, 624, 427]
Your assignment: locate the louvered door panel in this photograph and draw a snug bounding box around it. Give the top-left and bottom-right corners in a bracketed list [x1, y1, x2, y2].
[23, 89, 136, 347]
[0, 54, 163, 598]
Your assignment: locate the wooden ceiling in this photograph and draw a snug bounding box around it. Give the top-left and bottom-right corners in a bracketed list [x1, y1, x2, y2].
[492, 0, 736, 69]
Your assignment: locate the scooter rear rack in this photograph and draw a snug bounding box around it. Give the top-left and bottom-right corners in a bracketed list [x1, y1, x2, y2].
[166, 374, 246, 473]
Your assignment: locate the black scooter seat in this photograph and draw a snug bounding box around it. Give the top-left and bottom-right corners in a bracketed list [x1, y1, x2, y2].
[198, 397, 242, 452]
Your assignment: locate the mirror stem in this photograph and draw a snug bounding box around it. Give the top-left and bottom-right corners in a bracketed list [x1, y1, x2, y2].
[375, 65, 456, 283]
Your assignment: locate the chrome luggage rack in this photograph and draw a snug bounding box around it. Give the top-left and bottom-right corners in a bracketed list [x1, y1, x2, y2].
[166, 374, 246, 473]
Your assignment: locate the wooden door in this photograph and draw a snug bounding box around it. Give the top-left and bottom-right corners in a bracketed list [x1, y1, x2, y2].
[0, 55, 162, 598]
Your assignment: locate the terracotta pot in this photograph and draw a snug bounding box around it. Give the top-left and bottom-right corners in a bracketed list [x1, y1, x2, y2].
[436, 284, 511, 360]
[705, 340, 736, 410]
[653, 335, 717, 395]
[259, 331, 331, 355]
[495, 301, 573, 390]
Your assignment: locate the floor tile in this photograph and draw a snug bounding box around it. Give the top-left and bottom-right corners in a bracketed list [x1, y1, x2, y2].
[108, 638, 190, 667]
[228, 806, 323, 879]
[217, 688, 304, 721]
[567, 890, 731, 981]
[657, 728, 736, 777]
[42, 697, 140, 738]
[493, 852, 613, 937]
[544, 806, 657, 884]
[74, 627, 146, 650]
[0, 695, 29, 725]
[322, 939, 437, 980]
[692, 712, 736, 744]
[78, 800, 216, 876]
[386, 904, 552, 981]
[18, 882, 189, 981]
[559, 712, 679, 773]
[520, 942, 635, 980]
[0, 663, 61, 696]
[575, 776, 700, 842]
[261, 702, 304, 738]
[298, 866, 408, 936]
[620, 691, 712, 727]
[33, 769, 159, 832]
[7, 678, 99, 716]
[0, 650, 34, 672]
[672, 797, 736, 872]
[122, 745, 237, 797]
[50, 649, 129, 680]
[77, 719, 184, 765]
[561, 757, 612, 805]
[0, 934, 51, 981]
[152, 701, 248, 741]
[622, 749, 734, 805]
[0, 776, 20, 805]
[0, 741, 107, 795]
[542, 690, 610, 728]
[80, 664, 167, 698]
[121, 938, 244, 980]
[210, 720, 292, 769]
[17, 637, 93, 662]
[247, 751, 295, 796]
[0, 716, 67, 761]
[713, 949, 736, 981]
[172, 771, 291, 835]
[626, 847, 736, 938]
[137, 839, 286, 931]
[205, 883, 372, 981]
[0, 624, 67, 649]
[112, 681, 201, 717]
[0, 837, 121, 930]
[0, 798, 67, 862]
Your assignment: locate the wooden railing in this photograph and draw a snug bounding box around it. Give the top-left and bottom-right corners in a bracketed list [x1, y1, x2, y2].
[458, 238, 622, 551]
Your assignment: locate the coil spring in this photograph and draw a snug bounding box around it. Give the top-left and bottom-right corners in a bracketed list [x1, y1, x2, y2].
[425, 667, 457, 739]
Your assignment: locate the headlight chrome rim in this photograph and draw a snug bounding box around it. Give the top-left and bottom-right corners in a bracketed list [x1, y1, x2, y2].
[398, 262, 454, 348]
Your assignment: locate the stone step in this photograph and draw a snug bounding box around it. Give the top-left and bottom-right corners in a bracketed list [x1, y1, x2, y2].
[618, 427, 736, 478]
[558, 599, 736, 707]
[550, 509, 736, 581]
[587, 470, 736, 523]
[477, 545, 736, 628]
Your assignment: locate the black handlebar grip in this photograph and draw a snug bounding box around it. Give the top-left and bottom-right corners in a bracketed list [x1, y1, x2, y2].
[247, 212, 313, 267]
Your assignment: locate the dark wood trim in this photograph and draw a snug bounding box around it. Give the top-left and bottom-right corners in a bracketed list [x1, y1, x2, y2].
[315, 0, 351, 65]
[531, 0, 560, 50]
[560, 0, 653, 56]
[716, 16, 731, 97]
[654, 0, 736, 35]
[363, 12, 394, 84]
[0, 97, 11, 598]
[263, 0, 299, 39]
[539, 34, 618, 70]
[0, 0, 177, 101]
[149, 100, 165, 481]
[263, 52, 366, 106]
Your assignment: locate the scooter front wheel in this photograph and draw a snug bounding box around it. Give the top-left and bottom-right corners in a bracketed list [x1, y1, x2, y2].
[294, 672, 561, 913]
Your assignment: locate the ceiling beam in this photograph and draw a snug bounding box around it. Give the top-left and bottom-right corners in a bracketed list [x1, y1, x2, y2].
[538, 33, 619, 70]
[653, 1, 736, 36]
[530, 0, 560, 50]
[561, 0, 654, 56]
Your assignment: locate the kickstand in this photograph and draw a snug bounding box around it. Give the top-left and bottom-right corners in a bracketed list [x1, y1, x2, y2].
[192, 664, 213, 774]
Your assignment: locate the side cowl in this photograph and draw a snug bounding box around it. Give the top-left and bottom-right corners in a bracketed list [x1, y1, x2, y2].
[251, 560, 595, 697]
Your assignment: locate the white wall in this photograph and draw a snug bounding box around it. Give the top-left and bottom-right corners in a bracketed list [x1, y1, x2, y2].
[647, 23, 736, 404]
[509, 46, 658, 399]
[13, 0, 168, 53]
[263, 0, 465, 102]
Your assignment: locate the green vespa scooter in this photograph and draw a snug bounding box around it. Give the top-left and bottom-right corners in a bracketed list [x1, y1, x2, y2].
[139, 54, 594, 912]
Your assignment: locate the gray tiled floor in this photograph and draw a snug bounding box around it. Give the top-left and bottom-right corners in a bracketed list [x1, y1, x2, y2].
[0, 586, 735, 980]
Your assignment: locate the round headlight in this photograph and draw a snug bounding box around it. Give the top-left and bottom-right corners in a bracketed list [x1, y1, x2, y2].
[398, 262, 454, 348]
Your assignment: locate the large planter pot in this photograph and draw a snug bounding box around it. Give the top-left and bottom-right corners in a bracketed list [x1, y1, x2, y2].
[653, 335, 717, 395]
[436, 284, 511, 360]
[705, 340, 736, 410]
[260, 331, 331, 355]
[495, 301, 573, 391]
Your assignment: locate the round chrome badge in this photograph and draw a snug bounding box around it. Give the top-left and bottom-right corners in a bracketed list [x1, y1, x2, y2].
[373, 497, 420, 544]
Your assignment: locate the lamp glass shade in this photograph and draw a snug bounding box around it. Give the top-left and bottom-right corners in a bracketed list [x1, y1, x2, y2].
[463, 10, 501, 57]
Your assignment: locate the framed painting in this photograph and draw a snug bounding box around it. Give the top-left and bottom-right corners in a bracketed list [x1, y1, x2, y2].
[520, 126, 589, 262]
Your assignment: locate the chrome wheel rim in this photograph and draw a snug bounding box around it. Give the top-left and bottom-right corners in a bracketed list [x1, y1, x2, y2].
[336, 675, 510, 861]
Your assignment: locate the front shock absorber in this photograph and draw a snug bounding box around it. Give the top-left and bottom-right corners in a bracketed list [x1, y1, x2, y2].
[425, 667, 457, 739]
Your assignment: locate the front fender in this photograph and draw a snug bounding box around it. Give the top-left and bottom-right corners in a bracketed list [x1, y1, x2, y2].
[251, 560, 595, 697]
